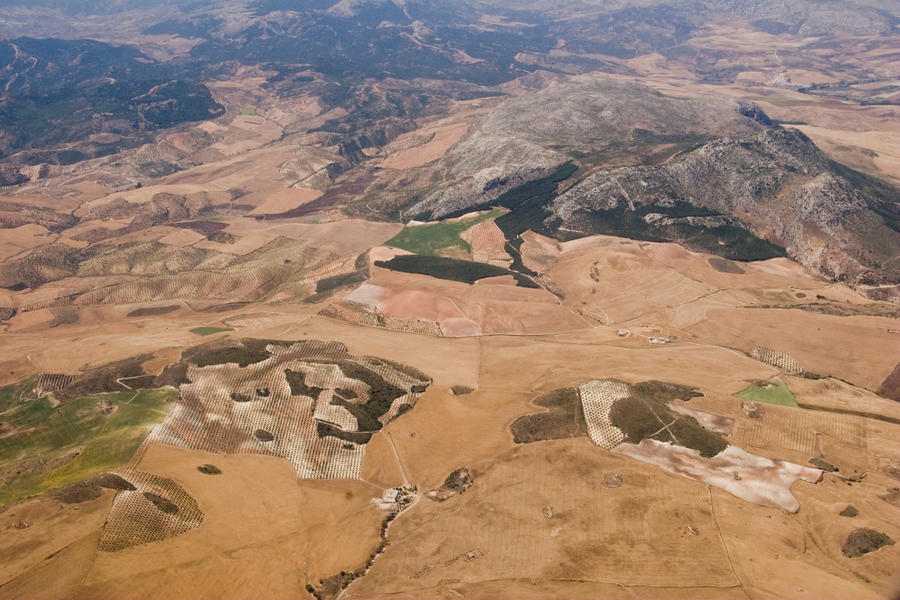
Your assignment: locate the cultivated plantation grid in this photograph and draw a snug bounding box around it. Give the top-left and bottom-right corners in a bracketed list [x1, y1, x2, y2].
[572, 379, 828, 512]
[578, 379, 629, 450]
[751, 346, 802, 374]
[91, 341, 431, 551]
[146, 341, 430, 481]
[34, 373, 74, 394]
[99, 469, 204, 552]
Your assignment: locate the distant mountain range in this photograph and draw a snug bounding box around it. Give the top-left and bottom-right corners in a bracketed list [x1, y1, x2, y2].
[0, 38, 223, 183]
[0, 0, 897, 299]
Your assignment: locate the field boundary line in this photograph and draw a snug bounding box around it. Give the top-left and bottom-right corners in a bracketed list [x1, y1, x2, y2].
[388, 505, 463, 544]
[376, 577, 749, 597]
[707, 486, 749, 597]
[385, 431, 409, 486]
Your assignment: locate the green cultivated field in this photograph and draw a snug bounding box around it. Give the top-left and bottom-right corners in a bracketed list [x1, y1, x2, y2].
[734, 378, 797, 406]
[386, 209, 504, 257]
[0, 386, 176, 506]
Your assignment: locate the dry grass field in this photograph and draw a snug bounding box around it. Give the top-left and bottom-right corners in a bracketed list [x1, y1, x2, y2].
[379, 123, 470, 170]
[0, 445, 385, 600]
[1, 224, 897, 600]
[351, 439, 738, 595]
[332, 266, 587, 336]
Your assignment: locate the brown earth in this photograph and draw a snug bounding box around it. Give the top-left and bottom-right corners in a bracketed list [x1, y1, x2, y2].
[1, 226, 897, 599]
[248, 187, 324, 216]
[1, 54, 898, 599]
[1, 445, 385, 600]
[465, 218, 512, 268]
[379, 123, 469, 170]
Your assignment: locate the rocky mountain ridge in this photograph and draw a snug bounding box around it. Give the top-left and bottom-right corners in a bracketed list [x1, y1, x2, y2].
[551, 128, 899, 291]
[405, 77, 899, 299]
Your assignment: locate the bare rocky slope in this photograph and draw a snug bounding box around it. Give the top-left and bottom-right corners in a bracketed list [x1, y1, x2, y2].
[550, 128, 900, 291]
[405, 76, 764, 219]
[405, 76, 900, 299]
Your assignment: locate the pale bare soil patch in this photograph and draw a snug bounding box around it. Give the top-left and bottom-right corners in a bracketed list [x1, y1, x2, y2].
[341, 267, 586, 336]
[248, 187, 323, 216]
[464, 218, 511, 267]
[368, 245, 412, 264]
[343, 283, 390, 307]
[380, 123, 469, 170]
[196, 218, 400, 256]
[157, 227, 208, 247]
[520, 230, 560, 274]
[0, 224, 53, 262]
[615, 440, 821, 512]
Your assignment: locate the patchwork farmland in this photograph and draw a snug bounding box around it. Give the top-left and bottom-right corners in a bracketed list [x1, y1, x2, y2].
[0, 148, 897, 599]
